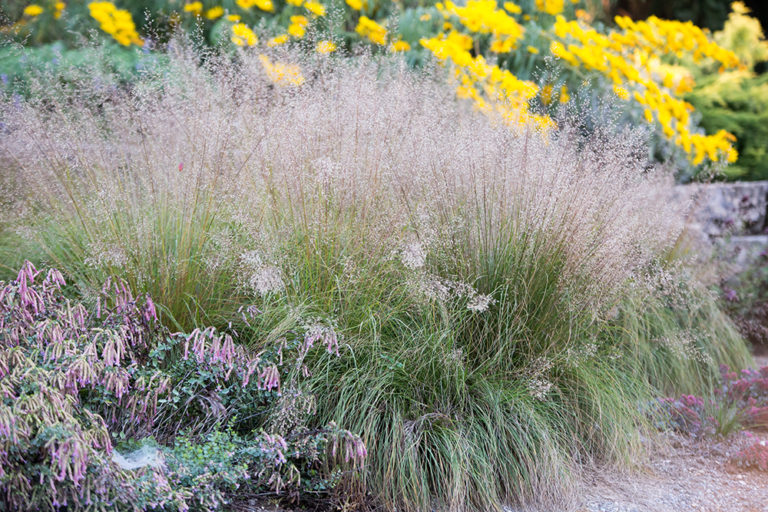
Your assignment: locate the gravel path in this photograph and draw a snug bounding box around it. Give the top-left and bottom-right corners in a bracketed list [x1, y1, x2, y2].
[576, 431, 768, 512]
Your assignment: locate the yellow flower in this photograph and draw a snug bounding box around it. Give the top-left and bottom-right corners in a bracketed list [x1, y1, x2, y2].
[304, 1, 326, 16]
[613, 85, 629, 100]
[316, 40, 337, 53]
[574, 9, 591, 21]
[643, 109, 653, 123]
[390, 40, 411, 52]
[54, 2, 66, 19]
[268, 34, 289, 46]
[231, 22, 258, 46]
[490, 38, 516, 53]
[559, 85, 570, 102]
[236, 0, 274, 10]
[288, 23, 306, 38]
[205, 6, 224, 19]
[23, 4, 44, 17]
[535, 0, 563, 15]
[503, 2, 522, 14]
[438, 0, 525, 43]
[346, 0, 364, 10]
[88, 2, 143, 46]
[355, 16, 387, 45]
[259, 55, 305, 86]
[549, 41, 578, 66]
[290, 15, 309, 26]
[420, 13, 431, 21]
[540, 83, 553, 105]
[287, 0, 303, 5]
[527, 45, 539, 54]
[226, 14, 241, 21]
[183, 1, 203, 15]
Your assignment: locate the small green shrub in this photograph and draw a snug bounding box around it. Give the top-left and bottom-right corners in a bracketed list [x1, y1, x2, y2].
[686, 72, 768, 181]
[0, 41, 168, 96]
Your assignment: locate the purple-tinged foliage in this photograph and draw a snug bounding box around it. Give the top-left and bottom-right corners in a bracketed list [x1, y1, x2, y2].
[658, 364, 768, 437]
[731, 435, 768, 471]
[0, 262, 187, 509]
[0, 263, 366, 510]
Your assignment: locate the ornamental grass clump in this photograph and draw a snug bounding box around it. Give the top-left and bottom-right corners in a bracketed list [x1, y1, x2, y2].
[0, 46, 752, 510]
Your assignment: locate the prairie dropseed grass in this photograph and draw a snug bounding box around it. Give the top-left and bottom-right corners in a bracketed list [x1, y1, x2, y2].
[0, 45, 752, 511]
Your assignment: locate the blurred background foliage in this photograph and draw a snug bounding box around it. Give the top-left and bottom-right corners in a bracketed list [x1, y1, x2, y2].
[611, 0, 767, 33]
[684, 1, 768, 180]
[609, 0, 768, 180]
[0, 0, 766, 181]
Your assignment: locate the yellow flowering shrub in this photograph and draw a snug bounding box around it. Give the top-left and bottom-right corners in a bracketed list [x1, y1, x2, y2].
[5, 0, 757, 172]
[411, 0, 745, 166]
[421, 30, 552, 131]
[551, 14, 741, 164]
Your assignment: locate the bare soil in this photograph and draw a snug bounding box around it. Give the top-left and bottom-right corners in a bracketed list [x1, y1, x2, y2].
[576, 431, 768, 512]
[576, 352, 768, 512]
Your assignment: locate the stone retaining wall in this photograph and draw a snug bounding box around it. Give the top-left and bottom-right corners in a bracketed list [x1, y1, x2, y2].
[678, 181, 768, 271]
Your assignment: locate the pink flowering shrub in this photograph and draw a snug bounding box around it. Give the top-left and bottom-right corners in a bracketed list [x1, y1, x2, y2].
[658, 364, 768, 437]
[730, 437, 768, 471]
[0, 262, 365, 510]
[719, 365, 768, 430]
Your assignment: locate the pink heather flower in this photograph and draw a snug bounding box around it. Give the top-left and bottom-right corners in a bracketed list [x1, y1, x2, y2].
[243, 358, 260, 387]
[144, 295, 157, 322]
[354, 437, 367, 461]
[259, 364, 280, 391]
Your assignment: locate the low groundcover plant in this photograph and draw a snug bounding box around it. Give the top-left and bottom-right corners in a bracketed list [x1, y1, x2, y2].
[657, 364, 768, 437]
[0, 262, 365, 510]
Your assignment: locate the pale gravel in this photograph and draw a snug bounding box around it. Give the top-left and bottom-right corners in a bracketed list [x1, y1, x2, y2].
[574, 355, 768, 512]
[576, 430, 768, 512]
